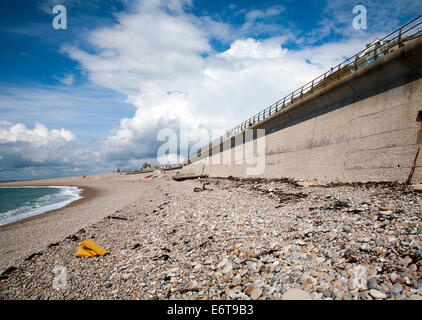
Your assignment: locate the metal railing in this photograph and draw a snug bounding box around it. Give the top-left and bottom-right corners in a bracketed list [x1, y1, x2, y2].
[189, 15, 422, 162]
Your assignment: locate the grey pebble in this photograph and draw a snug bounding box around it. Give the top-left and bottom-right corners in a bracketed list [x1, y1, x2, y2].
[367, 277, 377, 290]
[391, 283, 403, 294]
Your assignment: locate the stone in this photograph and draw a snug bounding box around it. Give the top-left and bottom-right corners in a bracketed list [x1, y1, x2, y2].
[193, 264, 202, 273]
[391, 283, 403, 295]
[390, 272, 399, 283]
[245, 286, 254, 296]
[399, 256, 413, 266]
[360, 291, 369, 300]
[222, 263, 233, 274]
[367, 278, 377, 290]
[282, 288, 312, 300]
[232, 276, 241, 286]
[226, 289, 236, 299]
[409, 264, 417, 274]
[405, 294, 422, 300]
[368, 289, 387, 299]
[250, 288, 262, 300]
[413, 184, 422, 193]
[335, 289, 344, 300]
[343, 293, 352, 300]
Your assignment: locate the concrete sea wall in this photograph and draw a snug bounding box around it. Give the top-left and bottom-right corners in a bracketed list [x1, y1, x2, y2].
[182, 37, 422, 183]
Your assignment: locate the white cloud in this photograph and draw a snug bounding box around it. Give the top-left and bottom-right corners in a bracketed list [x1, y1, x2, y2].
[245, 5, 285, 22]
[0, 122, 76, 145]
[60, 0, 379, 165]
[219, 37, 287, 59]
[54, 73, 75, 86]
[0, 122, 105, 180]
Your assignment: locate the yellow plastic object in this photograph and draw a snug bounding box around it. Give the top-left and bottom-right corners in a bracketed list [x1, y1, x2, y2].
[80, 239, 109, 256]
[75, 246, 96, 257]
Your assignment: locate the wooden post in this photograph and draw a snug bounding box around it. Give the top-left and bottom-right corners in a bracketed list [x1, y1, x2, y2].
[404, 146, 421, 185]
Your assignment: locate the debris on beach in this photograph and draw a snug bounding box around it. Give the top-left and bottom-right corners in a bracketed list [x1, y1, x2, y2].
[0, 266, 17, 280]
[48, 242, 59, 248]
[132, 243, 141, 250]
[75, 239, 109, 257]
[107, 215, 128, 221]
[66, 234, 80, 242]
[172, 174, 209, 181]
[25, 252, 43, 261]
[75, 246, 97, 257]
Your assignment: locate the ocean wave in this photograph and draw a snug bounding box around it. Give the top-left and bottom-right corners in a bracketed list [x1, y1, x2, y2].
[0, 186, 83, 226]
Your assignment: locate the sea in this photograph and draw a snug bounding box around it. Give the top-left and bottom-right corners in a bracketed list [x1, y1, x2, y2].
[0, 186, 83, 226]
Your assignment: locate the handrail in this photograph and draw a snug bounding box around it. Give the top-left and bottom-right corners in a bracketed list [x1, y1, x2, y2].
[188, 15, 422, 162]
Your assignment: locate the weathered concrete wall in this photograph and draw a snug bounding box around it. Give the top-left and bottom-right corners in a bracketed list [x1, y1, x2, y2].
[182, 37, 422, 183]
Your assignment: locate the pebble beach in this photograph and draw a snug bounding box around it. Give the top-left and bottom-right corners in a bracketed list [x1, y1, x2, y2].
[0, 172, 421, 300]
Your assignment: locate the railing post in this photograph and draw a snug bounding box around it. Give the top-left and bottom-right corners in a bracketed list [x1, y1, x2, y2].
[275, 101, 279, 112]
[300, 86, 303, 98]
[283, 97, 286, 107]
[373, 44, 378, 61]
[398, 27, 403, 47]
[354, 55, 358, 71]
[291, 92, 294, 103]
[310, 80, 314, 92]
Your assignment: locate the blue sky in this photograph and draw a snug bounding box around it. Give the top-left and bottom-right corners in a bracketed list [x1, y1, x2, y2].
[0, 0, 421, 180]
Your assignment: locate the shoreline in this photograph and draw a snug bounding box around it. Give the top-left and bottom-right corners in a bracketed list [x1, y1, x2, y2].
[0, 172, 158, 270]
[0, 185, 100, 231]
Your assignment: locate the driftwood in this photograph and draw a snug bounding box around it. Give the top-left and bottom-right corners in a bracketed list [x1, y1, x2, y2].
[404, 146, 420, 186]
[172, 174, 209, 181]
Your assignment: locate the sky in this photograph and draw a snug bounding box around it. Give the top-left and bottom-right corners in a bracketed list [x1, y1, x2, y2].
[0, 0, 421, 180]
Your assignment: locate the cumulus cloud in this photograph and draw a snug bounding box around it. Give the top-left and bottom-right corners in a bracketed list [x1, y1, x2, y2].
[0, 122, 103, 180]
[58, 0, 339, 165]
[0, 122, 76, 145]
[57, 0, 384, 167]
